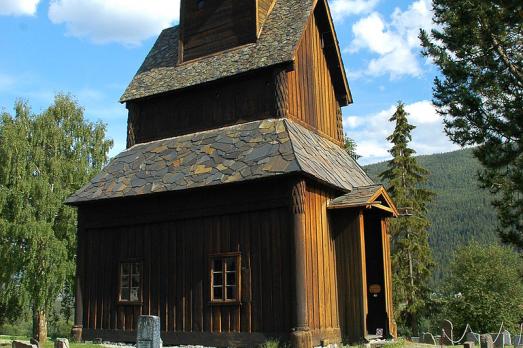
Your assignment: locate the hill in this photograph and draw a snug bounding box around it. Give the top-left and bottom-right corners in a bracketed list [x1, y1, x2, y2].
[364, 148, 500, 283]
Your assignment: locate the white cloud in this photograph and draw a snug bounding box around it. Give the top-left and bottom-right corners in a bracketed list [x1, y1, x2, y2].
[48, 0, 180, 46]
[347, 0, 433, 79]
[344, 100, 459, 165]
[329, 0, 379, 21]
[0, 0, 40, 16]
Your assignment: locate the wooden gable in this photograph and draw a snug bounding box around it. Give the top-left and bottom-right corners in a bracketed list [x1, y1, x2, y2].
[179, 0, 280, 62]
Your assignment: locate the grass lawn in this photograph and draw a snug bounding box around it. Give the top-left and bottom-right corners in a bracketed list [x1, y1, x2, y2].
[0, 336, 102, 348]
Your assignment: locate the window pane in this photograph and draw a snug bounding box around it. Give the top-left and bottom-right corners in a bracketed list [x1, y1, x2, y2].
[226, 286, 236, 300]
[226, 272, 236, 286]
[225, 258, 236, 272]
[213, 286, 223, 300]
[121, 275, 129, 287]
[130, 288, 139, 302]
[121, 287, 130, 301]
[213, 259, 222, 272]
[132, 263, 141, 275]
[213, 272, 223, 286]
[131, 275, 140, 288]
[122, 263, 130, 275]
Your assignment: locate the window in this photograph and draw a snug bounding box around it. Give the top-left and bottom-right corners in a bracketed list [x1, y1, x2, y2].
[119, 261, 142, 304]
[210, 253, 241, 304]
[197, 0, 205, 10]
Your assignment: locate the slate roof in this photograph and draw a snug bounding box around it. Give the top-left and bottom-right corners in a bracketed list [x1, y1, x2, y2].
[328, 184, 398, 216]
[120, 0, 315, 102]
[66, 119, 373, 204]
[328, 184, 384, 208]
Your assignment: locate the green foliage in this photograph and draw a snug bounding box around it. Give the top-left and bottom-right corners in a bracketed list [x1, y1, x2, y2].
[344, 134, 361, 160]
[260, 339, 287, 348]
[378, 102, 435, 335]
[420, 0, 523, 249]
[365, 148, 500, 283]
[0, 95, 112, 337]
[442, 242, 523, 333]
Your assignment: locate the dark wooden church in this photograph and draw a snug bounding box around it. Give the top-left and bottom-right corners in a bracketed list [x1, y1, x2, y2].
[67, 0, 398, 346]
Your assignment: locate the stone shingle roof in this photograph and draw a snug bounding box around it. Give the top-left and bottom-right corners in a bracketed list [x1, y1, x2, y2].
[120, 0, 314, 102]
[328, 184, 398, 216]
[66, 119, 373, 204]
[328, 185, 383, 208]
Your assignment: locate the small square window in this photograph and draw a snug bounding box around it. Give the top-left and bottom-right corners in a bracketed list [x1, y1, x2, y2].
[119, 261, 142, 304]
[210, 253, 241, 304]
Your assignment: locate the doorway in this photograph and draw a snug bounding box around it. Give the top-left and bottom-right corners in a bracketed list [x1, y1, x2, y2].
[364, 213, 388, 338]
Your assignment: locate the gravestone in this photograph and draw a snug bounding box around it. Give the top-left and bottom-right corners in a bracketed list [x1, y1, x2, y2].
[466, 332, 480, 344]
[54, 338, 69, 348]
[481, 334, 494, 348]
[463, 341, 475, 348]
[137, 315, 162, 348]
[513, 335, 523, 348]
[440, 320, 453, 345]
[421, 333, 435, 344]
[491, 330, 511, 348]
[12, 341, 37, 348]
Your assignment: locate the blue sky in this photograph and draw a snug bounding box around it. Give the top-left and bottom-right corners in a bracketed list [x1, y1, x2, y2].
[0, 0, 459, 165]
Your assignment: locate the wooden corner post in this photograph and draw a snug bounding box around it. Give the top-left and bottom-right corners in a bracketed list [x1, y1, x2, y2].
[290, 179, 312, 348]
[71, 215, 85, 342]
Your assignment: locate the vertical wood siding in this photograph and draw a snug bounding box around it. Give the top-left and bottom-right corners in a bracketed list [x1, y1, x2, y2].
[332, 209, 368, 342]
[302, 182, 341, 343]
[82, 208, 293, 338]
[257, 0, 276, 34]
[287, 11, 342, 143]
[181, 0, 257, 61]
[127, 71, 276, 146]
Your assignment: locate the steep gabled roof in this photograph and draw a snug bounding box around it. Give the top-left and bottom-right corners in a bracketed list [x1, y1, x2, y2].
[66, 118, 373, 205]
[328, 185, 399, 216]
[120, 0, 350, 104]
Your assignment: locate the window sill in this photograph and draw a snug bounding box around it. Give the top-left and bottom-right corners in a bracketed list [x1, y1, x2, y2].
[209, 301, 242, 306]
[117, 301, 143, 306]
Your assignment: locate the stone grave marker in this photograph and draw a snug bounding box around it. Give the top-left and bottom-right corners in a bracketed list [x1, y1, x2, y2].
[137, 315, 162, 348]
[481, 334, 494, 348]
[513, 335, 523, 348]
[463, 341, 475, 348]
[491, 330, 511, 348]
[466, 332, 480, 344]
[54, 338, 69, 348]
[421, 333, 435, 344]
[440, 320, 453, 345]
[12, 341, 37, 348]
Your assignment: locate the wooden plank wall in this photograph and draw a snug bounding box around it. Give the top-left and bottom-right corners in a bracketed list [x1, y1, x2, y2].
[287, 10, 342, 144]
[332, 209, 367, 343]
[77, 179, 294, 345]
[381, 218, 396, 338]
[257, 0, 275, 34]
[182, 0, 257, 61]
[303, 182, 341, 343]
[128, 71, 276, 146]
[81, 208, 292, 337]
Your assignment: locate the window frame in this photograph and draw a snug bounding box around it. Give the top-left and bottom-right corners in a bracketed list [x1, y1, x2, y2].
[117, 259, 143, 306]
[209, 252, 241, 305]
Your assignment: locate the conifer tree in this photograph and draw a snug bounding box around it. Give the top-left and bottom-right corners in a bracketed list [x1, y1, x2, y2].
[379, 102, 434, 335]
[420, 0, 523, 249]
[0, 95, 112, 342]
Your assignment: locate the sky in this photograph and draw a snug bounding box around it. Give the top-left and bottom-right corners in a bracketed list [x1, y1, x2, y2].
[0, 0, 460, 165]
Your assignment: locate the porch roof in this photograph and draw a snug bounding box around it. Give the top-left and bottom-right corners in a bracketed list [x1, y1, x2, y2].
[328, 184, 398, 216]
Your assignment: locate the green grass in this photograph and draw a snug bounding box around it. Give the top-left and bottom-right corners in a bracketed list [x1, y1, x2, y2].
[0, 336, 101, 348]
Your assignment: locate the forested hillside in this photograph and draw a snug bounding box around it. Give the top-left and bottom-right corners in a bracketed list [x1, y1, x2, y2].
[364, 148, 499, 282]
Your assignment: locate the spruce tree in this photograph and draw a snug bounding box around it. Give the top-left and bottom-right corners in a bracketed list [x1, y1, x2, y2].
[420, 0, 523, 249]
[379, 102, 435, 335]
